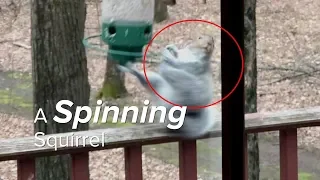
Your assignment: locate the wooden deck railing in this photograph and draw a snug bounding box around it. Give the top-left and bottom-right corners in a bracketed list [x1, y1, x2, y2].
[0, 106, 319, 180]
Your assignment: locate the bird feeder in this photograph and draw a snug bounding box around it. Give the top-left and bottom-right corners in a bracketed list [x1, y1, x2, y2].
[84, 0, 154, 65]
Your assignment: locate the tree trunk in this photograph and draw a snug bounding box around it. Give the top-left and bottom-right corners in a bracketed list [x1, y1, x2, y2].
[96, 59, 127, 100]
[154, 0, 169, 23]
[244, 0, 259, 179]
[31, 0, 90, 179]
[162, 0, 176, 6]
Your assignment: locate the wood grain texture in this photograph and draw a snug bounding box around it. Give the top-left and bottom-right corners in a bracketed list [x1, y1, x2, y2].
[17, 158, 35, 180]
[280, 129, 298, 180]
[244, 0, 259, 178]
[0, 106, 319, 161]
[31, 0, 90, 179]
[179, 140, 197, 180]
[124, 146, 143, 180]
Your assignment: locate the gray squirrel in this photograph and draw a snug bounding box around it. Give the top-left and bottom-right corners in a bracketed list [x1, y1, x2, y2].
[117, 35, 218, 139]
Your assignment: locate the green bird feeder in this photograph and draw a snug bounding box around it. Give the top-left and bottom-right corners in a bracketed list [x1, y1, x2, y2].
[83, 0, 154, 65]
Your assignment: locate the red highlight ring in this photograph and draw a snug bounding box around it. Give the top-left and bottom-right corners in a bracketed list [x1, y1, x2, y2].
[143, 19, 244, 110]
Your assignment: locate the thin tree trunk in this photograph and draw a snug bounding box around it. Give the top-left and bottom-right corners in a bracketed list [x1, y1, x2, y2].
[31, 0, 90, 179]
[96, 59, 127, 100]
[244, 0, 259, 179]
[154, 0, 169, 23]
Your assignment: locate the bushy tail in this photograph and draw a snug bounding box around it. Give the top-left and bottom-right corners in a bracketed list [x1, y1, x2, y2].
[164, 106, 220, 139]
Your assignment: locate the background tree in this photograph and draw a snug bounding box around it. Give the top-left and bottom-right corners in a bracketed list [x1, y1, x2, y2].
[31, 0, 90, 179]
[96, 58, 128, 100]
[97, 0, 177, 101]
[154, 0, 176, 23]
[244, 0, 260, 179]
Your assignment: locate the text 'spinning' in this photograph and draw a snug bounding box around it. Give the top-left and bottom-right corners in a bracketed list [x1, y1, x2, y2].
[34, 99, 187, 150]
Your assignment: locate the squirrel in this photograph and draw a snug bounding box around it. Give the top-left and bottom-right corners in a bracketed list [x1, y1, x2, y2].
[117, 34, 218, 139]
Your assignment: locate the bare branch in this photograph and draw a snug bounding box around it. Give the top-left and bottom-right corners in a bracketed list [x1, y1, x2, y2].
[12, 42, 31, 49]
[261, 69, 320, 86]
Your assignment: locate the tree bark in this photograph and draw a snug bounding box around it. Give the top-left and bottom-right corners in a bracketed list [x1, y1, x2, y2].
[244, 0, 259, 179]
[96, 59, 127, 100]
[154, 0, 170, 23]
[31, 0, 90, 179]
[162, 0, 176, 6]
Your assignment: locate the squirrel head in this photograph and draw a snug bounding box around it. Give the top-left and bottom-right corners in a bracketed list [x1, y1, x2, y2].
[197, 34, 215, 56]
[187, 34, 215, 61]
[161, 34, 215, 65]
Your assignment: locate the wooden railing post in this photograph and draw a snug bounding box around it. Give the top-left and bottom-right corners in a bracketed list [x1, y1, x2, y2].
[221, 0, 245, 177]
[17, 158, 35, 180]
[279, 128, 298, 180]
[179, 140, 197, 180]
[244, 134, 248, 180]
[124, 145, 143, 180]
[71, 152, 90, 180]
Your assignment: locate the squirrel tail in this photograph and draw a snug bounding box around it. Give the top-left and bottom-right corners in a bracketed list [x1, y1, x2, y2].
[164, 106, 220, 139]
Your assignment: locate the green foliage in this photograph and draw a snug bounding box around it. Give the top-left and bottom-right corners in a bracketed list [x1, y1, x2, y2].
[0, 89, 32, 108]
[96, 78, 127, 100]
[298, 172, 314, 180]
[143, 139, 223, 178]
[7, 71, 32, 80]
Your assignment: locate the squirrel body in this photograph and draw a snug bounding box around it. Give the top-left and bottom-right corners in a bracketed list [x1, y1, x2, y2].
[117, 35, 218, 139]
